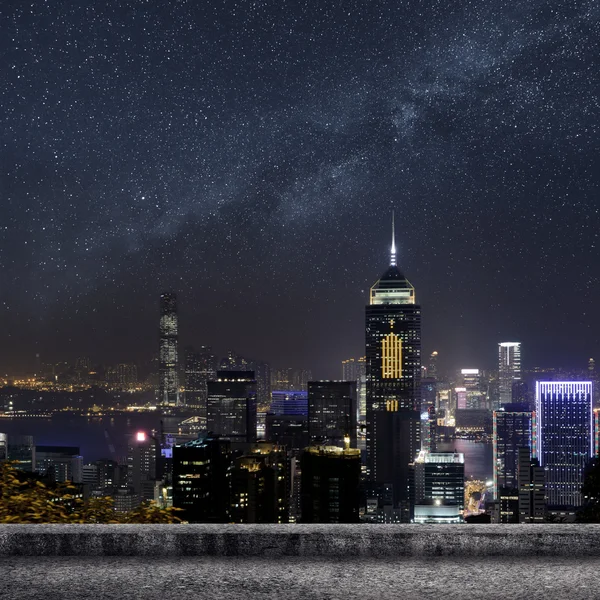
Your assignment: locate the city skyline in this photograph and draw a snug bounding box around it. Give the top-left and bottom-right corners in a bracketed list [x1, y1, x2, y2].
[1, 1, 599, 376]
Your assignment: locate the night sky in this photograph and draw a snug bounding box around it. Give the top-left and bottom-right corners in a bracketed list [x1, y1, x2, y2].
[1, 1, 599, 377]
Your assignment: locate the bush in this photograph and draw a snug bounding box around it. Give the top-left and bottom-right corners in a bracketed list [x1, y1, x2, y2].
[0, 461, 182, 524]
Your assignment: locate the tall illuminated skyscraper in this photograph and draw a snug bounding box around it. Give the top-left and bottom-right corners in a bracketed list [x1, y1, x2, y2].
[159, 293, 179, 406]
[536, 381, 593, 508]
[493, 404, 535, 500]
[498, 342, 521, 407]
[365, 214, 421, 514]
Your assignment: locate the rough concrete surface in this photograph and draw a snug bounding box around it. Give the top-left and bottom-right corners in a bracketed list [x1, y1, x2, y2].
[3, 524, 600, 557]
[1, 556, 599, 599]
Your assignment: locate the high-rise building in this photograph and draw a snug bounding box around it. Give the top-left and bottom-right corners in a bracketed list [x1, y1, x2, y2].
[461, 369, 485, 410]
[342, 358, 367, 422]
[493, 404, 535, 499]
[428, 351, 439, 380]
[266, 391, 309, 451]
[517, 447, 545, 523]
[184, 347, 203, 408]
[127, 431, 159, 506]
[230, 443, 290, 524]
[300, 445, 361, 523]
[420, 405, 437, 453]
[207, 371, 257, 442]
[366, 215, 421, 512]
[308, 381, 357, 449]
[411, 451, 465, 524]
[159, 292, 179, 406]
[498, 342, 521, 407]
[173, 434, 233, 523]
[292, 369, 312, 391]
[252, 361, 272, 408]
[0, 434, 35, 472]
[106, 363, 138, 389]
[35, 446, 83, 483]
[270, 391, 308, 416]
[536, 381, 593, 508]
[184, 346, 216, 414]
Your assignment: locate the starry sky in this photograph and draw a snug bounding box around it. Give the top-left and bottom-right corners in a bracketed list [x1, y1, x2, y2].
[1, 0, 599, 377]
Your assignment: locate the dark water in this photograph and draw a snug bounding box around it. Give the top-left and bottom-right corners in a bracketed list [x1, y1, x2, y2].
[437, 439, 493, 482]
[0, 414, 182, 463]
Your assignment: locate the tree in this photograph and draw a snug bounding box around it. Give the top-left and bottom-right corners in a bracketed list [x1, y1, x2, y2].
[0, 461, 182, 524]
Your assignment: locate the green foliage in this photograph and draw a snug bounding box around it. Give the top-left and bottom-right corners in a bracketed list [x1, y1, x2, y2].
[0, 461, 182, 524]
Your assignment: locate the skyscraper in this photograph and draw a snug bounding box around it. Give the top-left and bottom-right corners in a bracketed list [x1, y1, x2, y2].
[366, 215, 421, 512]
[127, 431, 159, 506]
[300, 445, 361, 523]
[184, 346, 216, 415]
[517, 447, 545, 523]
[207, 371, 257, 442]
[173, 434, 233, 523]
[342, 357, 367, 422]
[493, 404, 535, 499]
[159, 292, 179, 406]
[536, 381, 593, 508]
[411, 451, 465, 524]
[308, 381, 357, 448]
[498, 342, 521, 407]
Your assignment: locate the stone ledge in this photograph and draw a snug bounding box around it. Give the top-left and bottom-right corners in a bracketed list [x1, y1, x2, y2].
[1, 524, 600, 557]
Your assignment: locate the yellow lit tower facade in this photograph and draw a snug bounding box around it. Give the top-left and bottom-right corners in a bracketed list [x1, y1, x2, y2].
[365, 214, 421, 516]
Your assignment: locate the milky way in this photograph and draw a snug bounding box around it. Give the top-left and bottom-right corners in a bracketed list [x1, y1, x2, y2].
[1, 0, 599, 374]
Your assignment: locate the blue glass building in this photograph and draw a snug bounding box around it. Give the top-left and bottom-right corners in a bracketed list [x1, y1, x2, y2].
[536, 381, 593, 508]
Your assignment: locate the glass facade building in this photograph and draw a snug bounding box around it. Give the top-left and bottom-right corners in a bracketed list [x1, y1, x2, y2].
[536, 381, 593, 508]
[498, 342, 521, 408]
[159, 292, 179, 406]
[411, 451, 465, 524]
[365, 220, 421, 511]
[207, 371, 257, 442]
[493, 404, 535, 498]
[308, 380, 357, 449]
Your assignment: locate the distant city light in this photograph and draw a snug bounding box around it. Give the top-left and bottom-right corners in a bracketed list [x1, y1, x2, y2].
[136, 431, 146, 442]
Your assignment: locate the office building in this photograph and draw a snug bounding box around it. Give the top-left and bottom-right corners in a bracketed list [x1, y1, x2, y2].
[230, 443, 290, 524]
[300, 445, 361, 523]
[250, 360, 272, 408]
[0, 434, 35, 472]
[35, 446, 83, 483]
[536, 381, 593, 508]
[173, 434, 233, 523]
[428, 351, 439, 380]
[411, 451, 464, 524]
[127, 431, 159, 506]
[498, 342, 521, 407]
[308, 380, 357, 448]
[493, 404, 535, 498]
[207, 371, 257, 442]
[342, 358, 367, 422]
[184, 346, 216, 414]
[517, 447, 545, 522]
[270, 391, 308, 416]
[461, 369, 485, 410]
[266, 391, 309, 451]
[366, 215, 421, 513]
[106, 363, 138, 389]
[159, 292, 179, 406]
[420, 405, 437, 453]
[82, 463, 99, 488]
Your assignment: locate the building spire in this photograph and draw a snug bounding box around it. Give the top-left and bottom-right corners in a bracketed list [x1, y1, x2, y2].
[390, 210, 397, 266]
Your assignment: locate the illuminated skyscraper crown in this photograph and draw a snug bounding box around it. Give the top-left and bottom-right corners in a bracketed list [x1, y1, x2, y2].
[369, 212, 415, 305]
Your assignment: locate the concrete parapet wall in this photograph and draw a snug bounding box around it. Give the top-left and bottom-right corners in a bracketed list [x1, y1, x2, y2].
[1, 524, 599, 557]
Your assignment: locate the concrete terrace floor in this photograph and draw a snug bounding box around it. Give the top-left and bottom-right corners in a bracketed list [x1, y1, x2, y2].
[2, 556, 600, 600]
